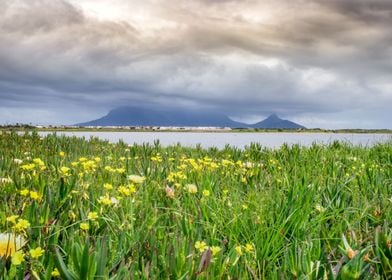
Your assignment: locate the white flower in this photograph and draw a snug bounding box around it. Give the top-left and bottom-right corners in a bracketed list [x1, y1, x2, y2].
[0, 177, 13, 184]
[13, 159, 23, 164]
[128, 175, 146, 184]
[0, 233, 26, 257]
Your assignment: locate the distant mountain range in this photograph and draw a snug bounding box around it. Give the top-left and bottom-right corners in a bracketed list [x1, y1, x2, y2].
[77, 107, 305, 129]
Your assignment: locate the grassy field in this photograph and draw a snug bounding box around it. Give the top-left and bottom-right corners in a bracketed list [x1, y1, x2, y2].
[0, 131, 391, 279]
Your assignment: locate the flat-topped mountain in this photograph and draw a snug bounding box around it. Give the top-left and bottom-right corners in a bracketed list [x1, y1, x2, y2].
[77, 107, 305, 129]
[77, 107, 247, 127]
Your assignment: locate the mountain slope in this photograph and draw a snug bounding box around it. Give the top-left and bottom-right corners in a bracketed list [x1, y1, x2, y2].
[77, 106, 247, 127]
[251, 114, 305, 129]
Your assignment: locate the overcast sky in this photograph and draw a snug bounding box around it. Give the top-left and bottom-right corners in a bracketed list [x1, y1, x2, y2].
[1, 0, 391, 128]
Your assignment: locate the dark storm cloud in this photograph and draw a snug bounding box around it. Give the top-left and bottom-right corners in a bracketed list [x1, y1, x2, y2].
[0, 0, 391, 127]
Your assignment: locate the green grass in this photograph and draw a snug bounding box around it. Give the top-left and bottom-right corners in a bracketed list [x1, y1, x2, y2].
[0, 131, 391, 279]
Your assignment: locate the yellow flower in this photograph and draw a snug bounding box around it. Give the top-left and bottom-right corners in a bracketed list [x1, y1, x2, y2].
[12, 219, 30, 233]
[211, 246, 221, 256]
[33, 158, 46, 169]
[29, 191, 41, 201]
[118, 185, 131, 196]
[59, 151, 65, 157]
[0, 233, 26, 257]
[194, 241, 208, 253]
[128, 175, 145, 184]
[104, 183, 113, 190]
[187, 184, 198, 194]
[29, 247, 45, 259]
[11, 251, 25, 265]
[235, 245, 243, 256]
[59, 166, 70, 176]
[51, 268, 60, 277]
[245, 243, 254, 253]
[87, 212, 98, 220]
[20, 189, 29, 196]
[98, 194, 112, 205]
[116, 168, 126, 174]
[21, 163, 35, 171]
[202, 190, 210, 197]
[6, 215, 19, 224]
[80, 223, 89, 231]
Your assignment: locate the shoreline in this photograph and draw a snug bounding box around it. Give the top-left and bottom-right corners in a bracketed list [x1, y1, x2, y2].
[1, 126, 392, 134]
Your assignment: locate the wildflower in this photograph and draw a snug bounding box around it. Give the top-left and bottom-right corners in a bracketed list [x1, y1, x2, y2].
[12, 219, 30, 233]
[165, 186, 175, 198]
[29, 247, 45, 259]
[20, 189, 29, 196]
[87, 212, 99, 220]
[80, 223, 89, 231]
[245, 243, 254, 253]
[68, 211, 77, 221]
[59, 151, 65, 157]
[315, 204, 325, 213]
[11, 251, 25, 265]
[187, 184, 198, 194]
[111, 197, 120, 205]
[104, 166, 115, 172]
[118, 185, 131, 196]
[235, 245, 243, 256]
[128, 185, 136, 194]
[211, 246, 221, 256]
[116, 168, 126, 174]
[98, 194, 112, 205]
[33, 158, 46, 170]
[103, 183, 113, 190]
[0, 233, 25, 257]
[195, 241, 208, 253]
[13, 159, 23, 164]
[6, 215, 19, 224]
[21, 163, 35, 171]
[202, 190, 210, 197]
[51, 268, 60, 277]
[59, 166, 70, 176]
[128, 175, 145, 184]
[29, 191, 41, 201]
[347, 248, 357, 260]
[0, 177, 13, 184]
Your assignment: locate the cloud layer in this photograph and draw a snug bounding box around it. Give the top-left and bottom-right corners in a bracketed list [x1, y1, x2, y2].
[0, 0, 391, 128]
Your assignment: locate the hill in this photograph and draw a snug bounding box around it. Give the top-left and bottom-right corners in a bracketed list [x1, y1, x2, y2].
[251, 113, 305, 129]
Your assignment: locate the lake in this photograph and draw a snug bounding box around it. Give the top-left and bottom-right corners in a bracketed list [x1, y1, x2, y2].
[38, 131, 391, 149]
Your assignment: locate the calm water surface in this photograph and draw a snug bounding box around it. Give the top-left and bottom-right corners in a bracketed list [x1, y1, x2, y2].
[38, 131, 391, 149]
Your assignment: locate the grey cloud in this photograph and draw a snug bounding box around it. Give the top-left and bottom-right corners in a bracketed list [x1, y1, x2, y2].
[0, 0, 391, 128]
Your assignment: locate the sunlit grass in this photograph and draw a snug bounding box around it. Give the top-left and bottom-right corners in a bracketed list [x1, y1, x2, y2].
[0, 131, 391, 279]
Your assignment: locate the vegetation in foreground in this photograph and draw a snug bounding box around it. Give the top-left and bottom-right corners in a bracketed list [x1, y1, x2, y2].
[0, 131, 391, 279]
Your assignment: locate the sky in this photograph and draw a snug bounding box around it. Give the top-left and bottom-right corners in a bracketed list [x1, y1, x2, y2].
[1, 0, 392, 128]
